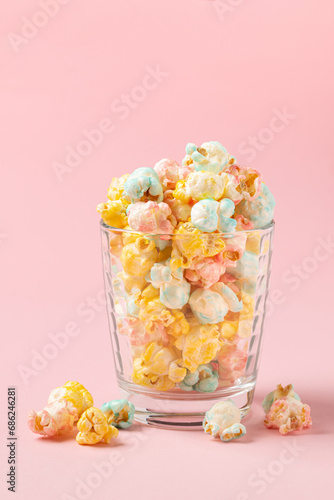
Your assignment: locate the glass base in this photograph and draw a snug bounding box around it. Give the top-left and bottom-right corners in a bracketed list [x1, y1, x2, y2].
[119, 382, 255, 429]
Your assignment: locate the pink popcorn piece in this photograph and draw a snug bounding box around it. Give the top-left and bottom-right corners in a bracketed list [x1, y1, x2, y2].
[264, 397, 312, 435]
[154, 159, 192, 190]
[185, 254, 226, 289]
[127, 201, 176, 234]
[27, 399, 78, 438]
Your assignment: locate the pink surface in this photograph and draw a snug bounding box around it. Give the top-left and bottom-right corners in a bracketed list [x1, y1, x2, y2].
[1, 0, 333, 498]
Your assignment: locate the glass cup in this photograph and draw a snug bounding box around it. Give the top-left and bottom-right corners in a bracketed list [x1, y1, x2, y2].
[100, 220, 274, 428]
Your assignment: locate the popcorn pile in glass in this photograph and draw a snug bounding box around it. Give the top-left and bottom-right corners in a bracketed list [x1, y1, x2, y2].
[97, 142, 275, 428]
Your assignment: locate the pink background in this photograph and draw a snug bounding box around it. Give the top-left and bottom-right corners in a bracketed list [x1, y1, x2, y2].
[1, 1, 334, 499]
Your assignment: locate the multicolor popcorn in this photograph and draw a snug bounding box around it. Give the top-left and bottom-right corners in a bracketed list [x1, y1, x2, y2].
[97, 140, 275, 394]
[100, 399, 135, 429]
[76, 407, 119, 445]
[203, 400, 246, 441]
[262, 384, 312, 435]
[28, 381, 93, 437]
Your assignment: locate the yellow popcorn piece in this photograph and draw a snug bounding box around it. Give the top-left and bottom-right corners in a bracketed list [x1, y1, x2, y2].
[121, 238, 158, 276]
[118, 272, 147, 294]
[48, 381, 93, 418]
[135, 284, 160, 308]
[107, 174, 130, 201]
[239, 293, 254, 321]
[171, 222, 225, 270]
[76, 407, 118, 445]
[173, 180, 191, 203]
[97, 200, 129, 229]
[175, 324, 222, 373]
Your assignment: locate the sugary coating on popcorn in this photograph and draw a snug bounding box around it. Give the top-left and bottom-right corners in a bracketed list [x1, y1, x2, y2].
[121, 237, 158, 276]
[182, 141, 235, 174]
[179, 364, 218, 393]
[203, 400, 246, 441]
[100, 399, 135, 429]
[264, 396, 312, 435]
[97, 200, 129, 228]
[132, 341, 184, 390]
[107, 174, 130, 201]
[185, 171, 227, 201]
[189, 283, 242, 325]
[218, 343, 248, 384]
[97, 141, 275, 394]
[185, 253, 226, 289]
[262, 384, 300, 414]
[28, 381, 94, 438]
[76, 407, 119, 445]
[28, 399, 78, 437]
[235, 183, 275, 229]
[127, 201, 176, 234]
[224, 164, 262, 203]
[123, 167, 163, 203]
[154, 158, 192, 190]
[175, 324, 222, 372]
[48, 381, 94, 417]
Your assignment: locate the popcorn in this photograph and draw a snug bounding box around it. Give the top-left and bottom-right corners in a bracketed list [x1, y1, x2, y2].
[218, 343, 248, 384]
[48, 381, 93, 418]
[185, 171, 227, 201]
[97, 200, 129, 228]
[234, 183, 275, 229]
[175, 324, 222, 372]
[28, 381, 93, 438]
[132, 342, 182, 390]
[189, 283, 241, 324]
[185, 253, 226, 288]
[191, 199, 219, 232]
[107, 174, 130, 201]
[190, 198, 237, 234]
[127, 201, 176, 234]
[100, 399, 135, 429]
[189, 288, 229, 324]
[228, 250, 258, 295]
[123, 167, 163, 203]
[263, 387, 312, 435]
[203, 400, 246, 441]
[147, 260, 191, 309]
[179, 364, 218, 392]
[183, 141, 235, 174]
[97, 140, 276, 397]
[163, 190, 192, 222]
[225, 164, 262, 203]
[120, 237, 158, 276]
[154, 158, 192, 190]
[28, 399, 78, 437]
[76, 407, 119, 445]
[262, 384, 300, 414]
[217, 198, 237, 233]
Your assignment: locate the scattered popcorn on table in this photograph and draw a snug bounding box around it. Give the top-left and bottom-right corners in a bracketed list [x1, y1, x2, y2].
[100, 399, 135, 429]
[27, 381, 93, 437]
[76, 407, 119, 445]
[262, 384, 311, 435]
[203, 400, 246, 441]
[97, 140, 275, 393]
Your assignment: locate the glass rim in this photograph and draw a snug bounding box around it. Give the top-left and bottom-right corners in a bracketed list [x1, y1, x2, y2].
[100, 219, 275, 238]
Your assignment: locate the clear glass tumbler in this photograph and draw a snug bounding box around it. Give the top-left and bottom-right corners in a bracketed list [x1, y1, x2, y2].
[100, 220, 274, 428]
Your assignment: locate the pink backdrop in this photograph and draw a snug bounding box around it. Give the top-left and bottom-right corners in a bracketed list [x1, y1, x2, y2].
[1, 1, 333, 499]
